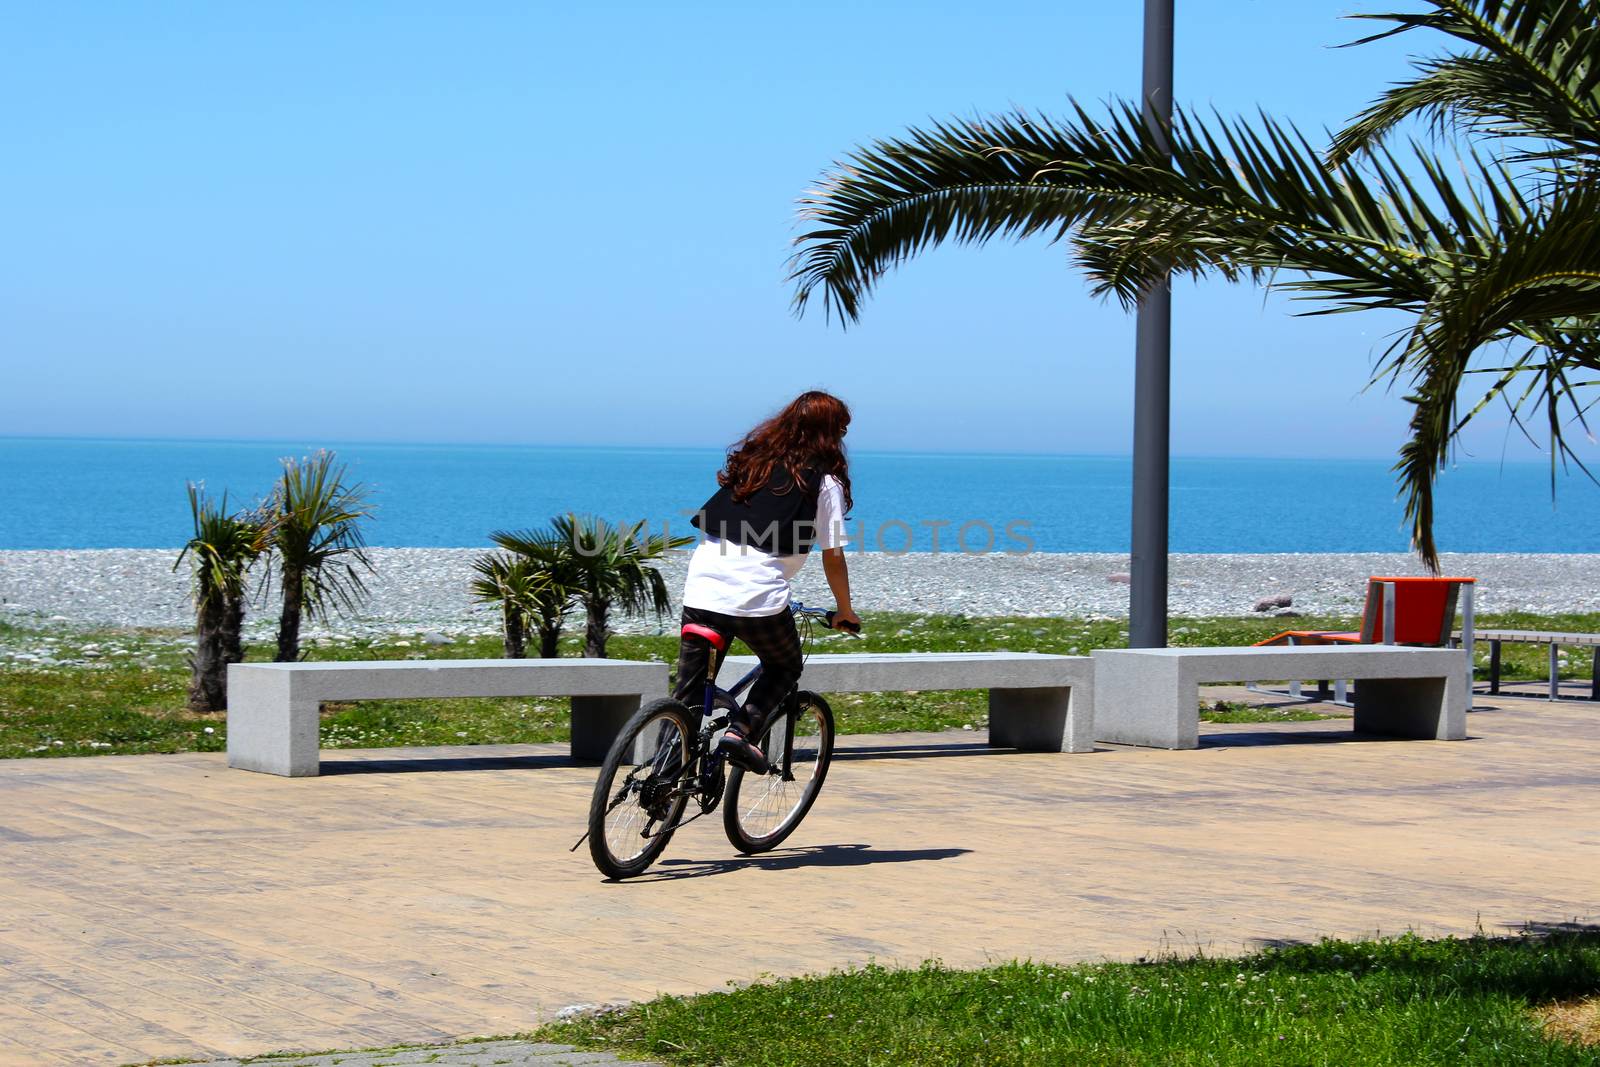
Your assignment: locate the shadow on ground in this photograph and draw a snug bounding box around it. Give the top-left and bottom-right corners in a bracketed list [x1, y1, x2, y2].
[320, 732, 1466, 770]
[625, 842, 972, 882]
[1246, 920, 1600, 953]
[1199, 728, 1481, 748]
[321, 752, 584, 774]
[833, 740, 1018, 761]
[326, 740, 1033, 773]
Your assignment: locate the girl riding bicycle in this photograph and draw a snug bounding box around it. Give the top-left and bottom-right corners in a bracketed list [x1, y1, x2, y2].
[677, 390, 859, 771]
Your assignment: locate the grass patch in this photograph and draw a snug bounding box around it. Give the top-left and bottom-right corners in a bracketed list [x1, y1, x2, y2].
[5, 611, 1598, 760]
[131, 933, 1600, 1065]
[1200, 700, 1341, 724]
[0, 628, 220, 758]
[539, 931, 1600, 1066]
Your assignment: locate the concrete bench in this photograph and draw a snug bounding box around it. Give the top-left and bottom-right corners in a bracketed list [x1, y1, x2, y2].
[1092, 645, 1467, 750]
[721, 651, 1094, 753]
[227, 659, 668, 776]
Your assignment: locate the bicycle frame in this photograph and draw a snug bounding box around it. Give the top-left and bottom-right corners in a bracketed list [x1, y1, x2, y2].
[711, 658, 761, 707]
[695, 628, 811, 790]
[703, 601, 840, 777]
[660, 600, 837, 823]
[582, 602, 844, 865]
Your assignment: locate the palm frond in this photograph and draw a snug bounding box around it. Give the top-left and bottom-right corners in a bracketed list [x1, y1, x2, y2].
[790, 0, 1599, 565]
[1375, 177, 1600, 563]
[470, 551, 552, 606]
[1334, 0, 1600, 166]
[1405, 181, 1600, 365]
[552, 513, 691, 621]
[175, 483, 271, 610]
[270, 450, 375, 619]
[791, 103, 1524, 321]
[490, 526, 580, 624]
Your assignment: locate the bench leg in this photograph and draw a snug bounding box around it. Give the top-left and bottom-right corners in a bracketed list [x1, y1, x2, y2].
[1592, 648, 1599, 702]
[570, 694, 644, 762]
[1489, 640, 1501, 695]
[1352, 675, 1465, 741]
[988, 685, 1092, 753]
[1091, 655, 1196, 750]
[227, 670, 320, 776]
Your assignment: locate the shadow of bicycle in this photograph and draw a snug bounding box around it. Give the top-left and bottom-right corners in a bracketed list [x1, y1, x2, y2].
[621, 842, 971, 882]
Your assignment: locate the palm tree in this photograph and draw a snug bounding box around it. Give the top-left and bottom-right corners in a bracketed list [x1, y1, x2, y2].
[789, 0, 1599, 568]
[268, 450, 374, 662]
[548, 514, 690, 658]
[488, 526, 583, 657]
[175, 484, 270, 711]
[469, 551, 552, 658]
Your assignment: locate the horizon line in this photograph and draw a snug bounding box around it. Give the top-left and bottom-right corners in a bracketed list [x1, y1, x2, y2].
[0, 432, 1544, 467]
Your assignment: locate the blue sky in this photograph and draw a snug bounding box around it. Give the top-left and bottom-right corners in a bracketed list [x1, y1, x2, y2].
[0, 2, 1579, 464]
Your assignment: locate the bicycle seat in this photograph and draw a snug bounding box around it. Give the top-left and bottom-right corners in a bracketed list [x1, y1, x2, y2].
[681, 622, 728, 651]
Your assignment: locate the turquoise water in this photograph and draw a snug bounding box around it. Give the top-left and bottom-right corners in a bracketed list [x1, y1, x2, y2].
[1, 436, 1596, 552]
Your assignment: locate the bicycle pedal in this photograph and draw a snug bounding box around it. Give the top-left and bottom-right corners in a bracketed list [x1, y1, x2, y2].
[716, 734, 769, 774]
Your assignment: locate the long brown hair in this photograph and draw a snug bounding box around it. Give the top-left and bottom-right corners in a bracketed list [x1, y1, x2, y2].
[719, 390, 853, 513]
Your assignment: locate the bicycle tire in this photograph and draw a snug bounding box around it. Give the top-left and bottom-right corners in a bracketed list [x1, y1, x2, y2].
[722, 691, 834, 854]
[588, 697, 696, 879]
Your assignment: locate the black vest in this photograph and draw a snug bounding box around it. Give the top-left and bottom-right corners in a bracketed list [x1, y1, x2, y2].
[692, 465, 822, 557]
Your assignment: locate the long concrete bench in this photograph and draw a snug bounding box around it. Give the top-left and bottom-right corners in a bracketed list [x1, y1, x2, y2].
[1092, 645, 1468, 750]
[721, 651, 1094, 753]
[227, 659, 668, 776]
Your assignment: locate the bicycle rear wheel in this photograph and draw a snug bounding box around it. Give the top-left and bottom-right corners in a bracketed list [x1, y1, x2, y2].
[588, 697, 695, 879]
[723, 691, 834, 854]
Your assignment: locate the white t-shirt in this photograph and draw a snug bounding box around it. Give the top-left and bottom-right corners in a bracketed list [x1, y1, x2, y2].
[681, 474, 849, 617]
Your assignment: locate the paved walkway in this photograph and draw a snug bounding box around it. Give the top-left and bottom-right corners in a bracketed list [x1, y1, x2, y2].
[182, 1039, 648, 1066]
[0, 691, 1596, 1066]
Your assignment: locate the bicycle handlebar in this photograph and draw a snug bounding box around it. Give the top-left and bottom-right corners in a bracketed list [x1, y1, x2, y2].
[791, 601, 861, 635]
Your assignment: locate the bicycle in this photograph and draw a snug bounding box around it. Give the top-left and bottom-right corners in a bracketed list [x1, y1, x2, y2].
[581, 601, 859, 880]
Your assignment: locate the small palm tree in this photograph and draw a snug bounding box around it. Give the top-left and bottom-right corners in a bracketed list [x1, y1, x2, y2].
[469, 551, 550, 658]
[489, 526, 584, 658]
[789, 0, 1600, 568]
[268, 450, 374, 662]
[551, 514, 690, 658]
[175, 484, 270, 711]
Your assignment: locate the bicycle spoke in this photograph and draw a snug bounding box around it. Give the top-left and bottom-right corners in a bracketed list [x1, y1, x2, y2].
[725, 696, 832, 850]
[740, 773, 792, 830]
[600, 713, 688, 865]
[605, 767, 646, 812]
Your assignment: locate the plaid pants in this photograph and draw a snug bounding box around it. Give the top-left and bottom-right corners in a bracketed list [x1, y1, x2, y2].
[672, 605, 802, 733]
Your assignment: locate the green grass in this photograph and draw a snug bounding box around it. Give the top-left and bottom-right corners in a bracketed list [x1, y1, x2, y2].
[1201, 700, 1340, 724]
[4, 610, 1597, 760]
[537, 931, 1600, 1066]
[132, 933, 1600, 1065]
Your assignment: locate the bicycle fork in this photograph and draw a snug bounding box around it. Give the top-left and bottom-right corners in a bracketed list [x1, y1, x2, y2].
[778, 696, 798, 782]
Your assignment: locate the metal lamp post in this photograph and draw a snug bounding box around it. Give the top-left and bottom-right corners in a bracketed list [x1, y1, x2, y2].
[1130, 0, 1175, 649]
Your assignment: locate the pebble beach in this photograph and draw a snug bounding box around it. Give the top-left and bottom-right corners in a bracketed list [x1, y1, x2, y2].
[2, 548, 1596, 639]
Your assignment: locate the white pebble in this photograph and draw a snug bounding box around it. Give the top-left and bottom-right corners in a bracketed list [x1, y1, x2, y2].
[0, 549, 1594, 635]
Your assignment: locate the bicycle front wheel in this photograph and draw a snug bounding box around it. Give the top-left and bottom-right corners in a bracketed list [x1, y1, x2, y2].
[588, 697, 695, 880]
[723, 691, 834, 854]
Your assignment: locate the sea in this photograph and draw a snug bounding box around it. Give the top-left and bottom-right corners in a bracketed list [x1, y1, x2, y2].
[2, 436, 1597, 553]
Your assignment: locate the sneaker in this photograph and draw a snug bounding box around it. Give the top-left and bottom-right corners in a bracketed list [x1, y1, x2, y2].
[717, 728, 769, 773]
